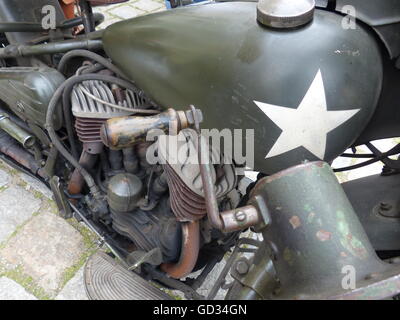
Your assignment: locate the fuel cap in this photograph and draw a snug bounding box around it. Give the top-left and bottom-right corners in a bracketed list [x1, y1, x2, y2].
[257, 0, 315, 29]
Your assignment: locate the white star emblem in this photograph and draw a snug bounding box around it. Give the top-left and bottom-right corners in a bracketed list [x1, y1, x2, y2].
[254, 70, 360, 159]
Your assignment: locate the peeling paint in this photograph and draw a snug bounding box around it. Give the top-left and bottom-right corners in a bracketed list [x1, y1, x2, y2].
[289, 216, 301, 229]
[316, 230, 332, 242]
[334, 49, 360, 56]
[307, 212, 315, 224]
[304, 204, 313, 212]
[337, 210, 368, 259]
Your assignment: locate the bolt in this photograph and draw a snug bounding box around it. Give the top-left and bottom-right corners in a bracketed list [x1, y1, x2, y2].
[235, 260, 249, 275]
[235, 210, 246, 222]
[380, 202, 392, 211]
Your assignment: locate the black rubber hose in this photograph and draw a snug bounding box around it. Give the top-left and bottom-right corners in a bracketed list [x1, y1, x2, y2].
[62, 85, 80, 160]
[46, 73, 147, 197]
[81, 63, 104, 74]
[57, 49, 128, 80]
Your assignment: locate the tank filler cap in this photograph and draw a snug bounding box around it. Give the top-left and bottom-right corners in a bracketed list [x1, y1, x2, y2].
[257, 0, 315, 29]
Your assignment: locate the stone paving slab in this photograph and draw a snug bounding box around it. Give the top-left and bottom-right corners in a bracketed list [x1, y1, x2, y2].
[56, 267, 88, 300]
[18, 172, 54, 200]
[107, 5, 146, 20]
[0, 185, 41, 243]
[0, 277, 37, 300]
[0, 211, 86, 296]
[93, 0, 165, 29]
[131, 0, 165, 12]
[0, 169, 10, 188]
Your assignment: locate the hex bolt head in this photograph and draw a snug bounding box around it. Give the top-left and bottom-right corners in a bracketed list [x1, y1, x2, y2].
[235, 260, 249, 275]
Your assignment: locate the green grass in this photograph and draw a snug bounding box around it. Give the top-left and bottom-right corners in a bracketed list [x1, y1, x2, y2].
[0, 266, 51, 300]
[59, 218, 99, 289]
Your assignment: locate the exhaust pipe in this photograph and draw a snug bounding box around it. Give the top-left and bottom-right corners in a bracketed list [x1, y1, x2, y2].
[0, 113, 35, 148]
[0, 133, 45, 178]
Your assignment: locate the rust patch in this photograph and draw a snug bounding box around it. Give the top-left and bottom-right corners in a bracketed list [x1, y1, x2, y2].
[337, 210, 368, 260]
[316, 230, 332, 242]
[307, 212, 316, 223]
[340, 251, 348, 258]
[289, 216, 301, 229]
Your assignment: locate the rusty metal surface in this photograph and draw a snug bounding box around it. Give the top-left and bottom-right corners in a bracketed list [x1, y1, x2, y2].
[67, 143, 101, 195]
[0, 133, 45, 178]
[160, 221, 200, 279]
[101, 109, 183, 149]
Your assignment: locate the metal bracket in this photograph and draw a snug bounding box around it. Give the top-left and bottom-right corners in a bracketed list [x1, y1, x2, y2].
[127, 248, 163, 271]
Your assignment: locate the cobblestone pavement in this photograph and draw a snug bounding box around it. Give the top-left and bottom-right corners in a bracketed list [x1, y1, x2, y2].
[0, 1, 396, 300]
[93, 0, 166, 29]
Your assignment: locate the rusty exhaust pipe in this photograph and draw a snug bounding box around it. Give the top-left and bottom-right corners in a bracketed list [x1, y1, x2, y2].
[67, 150, 99, 195]
[67, 142, 103, 195]
[0, 133, 45, 178]
[160, 220, 200, 279]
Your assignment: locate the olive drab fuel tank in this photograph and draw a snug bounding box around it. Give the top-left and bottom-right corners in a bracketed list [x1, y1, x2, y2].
[102, 1, 383, 174]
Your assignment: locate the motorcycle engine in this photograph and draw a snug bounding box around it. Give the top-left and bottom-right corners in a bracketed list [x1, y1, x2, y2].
[70, 71, 240, 267]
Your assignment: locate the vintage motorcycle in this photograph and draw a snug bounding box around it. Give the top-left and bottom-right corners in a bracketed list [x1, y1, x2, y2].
[0, 0, 399, 300]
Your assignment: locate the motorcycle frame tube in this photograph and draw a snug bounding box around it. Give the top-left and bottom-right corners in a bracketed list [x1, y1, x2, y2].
[0, 13, 104, 33]
[0, 38, 103, 59]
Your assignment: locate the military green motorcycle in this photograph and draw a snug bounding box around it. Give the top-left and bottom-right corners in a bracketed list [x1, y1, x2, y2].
[0, 0, 399, 300]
